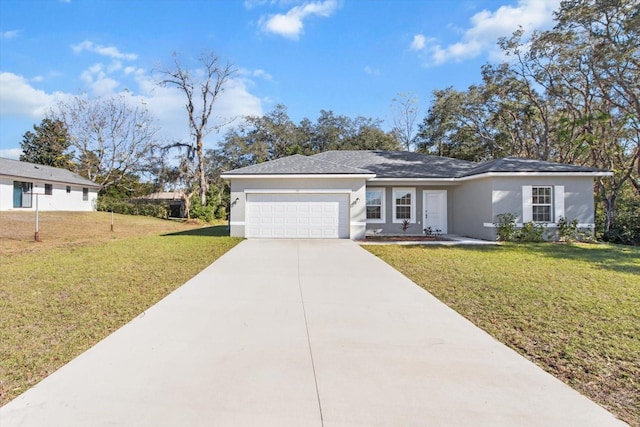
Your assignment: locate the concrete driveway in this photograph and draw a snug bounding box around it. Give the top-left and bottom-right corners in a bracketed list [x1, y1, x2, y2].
[0, 240, 627, 426]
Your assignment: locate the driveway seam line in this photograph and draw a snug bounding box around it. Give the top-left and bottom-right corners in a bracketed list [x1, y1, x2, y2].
[296, 241, 324, 426]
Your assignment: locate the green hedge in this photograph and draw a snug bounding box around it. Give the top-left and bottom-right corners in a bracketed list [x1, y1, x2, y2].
[97, 197, 170, 219]
[604, 198, 640, 246]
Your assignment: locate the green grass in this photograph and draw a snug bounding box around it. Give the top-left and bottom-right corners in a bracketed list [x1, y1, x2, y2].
[365, 243, 640, 426]
[0, 223, 241, 404]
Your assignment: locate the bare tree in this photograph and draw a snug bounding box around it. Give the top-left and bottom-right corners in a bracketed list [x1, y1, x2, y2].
[52, 94, 160, 190]
[159, 51, 236, 206]
[390, 92, 420, 151]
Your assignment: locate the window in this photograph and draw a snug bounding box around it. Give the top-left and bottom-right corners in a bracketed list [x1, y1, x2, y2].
[532, 186, 552, 222]
[392, 188, 415, 223]
[45, 184, 53, 195]
[13, 181, 33, 208]
[83, 188, 89, 201]
[366, 188, 385, 222]
[66, 186, 71, 194]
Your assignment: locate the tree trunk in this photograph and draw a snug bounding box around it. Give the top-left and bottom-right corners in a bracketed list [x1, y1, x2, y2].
[196, 136, 208, 206]
[599, 186, 616, 233]
[182, 193, 191, 220]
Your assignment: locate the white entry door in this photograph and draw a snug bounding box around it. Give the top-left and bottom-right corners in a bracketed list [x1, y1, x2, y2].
[246, 193, 349, 239]
[423, 190, 447, 234]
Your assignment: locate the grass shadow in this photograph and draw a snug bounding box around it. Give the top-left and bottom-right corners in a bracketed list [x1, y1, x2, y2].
[162, 225, 229, 237]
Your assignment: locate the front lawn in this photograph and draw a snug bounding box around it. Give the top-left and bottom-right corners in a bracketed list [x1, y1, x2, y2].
[0, 212, 242, 405]
[365, 243, 639, 426]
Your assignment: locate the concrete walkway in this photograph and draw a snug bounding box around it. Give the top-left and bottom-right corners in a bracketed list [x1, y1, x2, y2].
[359, 234, 499, 246]
[0, 240, 627, 426]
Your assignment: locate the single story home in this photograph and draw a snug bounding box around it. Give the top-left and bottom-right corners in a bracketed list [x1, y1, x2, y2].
[0, 157, 100, 212]
[221, 151, 611, 241]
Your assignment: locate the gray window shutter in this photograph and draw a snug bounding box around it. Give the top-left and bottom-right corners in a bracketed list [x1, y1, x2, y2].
[522, 185, 532, 223]
[554, 185, 565, 222]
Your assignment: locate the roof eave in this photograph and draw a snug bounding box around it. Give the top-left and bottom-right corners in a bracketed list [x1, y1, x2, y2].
[0, 172, 102, 188]
[368, 177, 458, 182]
[459, 171, 613, 180]
[221, 173, 376, 179]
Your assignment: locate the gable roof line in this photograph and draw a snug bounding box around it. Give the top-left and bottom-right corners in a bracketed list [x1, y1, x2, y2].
[222, 151, 611, 179]
[221, 154, 375, 176]
[0, 157, 101, 188]
[221, 173, 376, 179]
[457, 171, 613, 181]
[368, 170, 611, 182]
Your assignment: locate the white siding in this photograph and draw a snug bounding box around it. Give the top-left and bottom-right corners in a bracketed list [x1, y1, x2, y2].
[0, 177, 97, 212]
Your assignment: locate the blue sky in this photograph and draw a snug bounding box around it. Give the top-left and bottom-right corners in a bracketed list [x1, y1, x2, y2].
[0, 0, 561, 159]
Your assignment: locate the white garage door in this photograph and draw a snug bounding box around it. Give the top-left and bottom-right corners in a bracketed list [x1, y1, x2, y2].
[246, 193, 349, 239]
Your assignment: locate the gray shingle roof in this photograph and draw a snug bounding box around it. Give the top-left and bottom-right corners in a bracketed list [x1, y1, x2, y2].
[221, 154, 375, 175]
[464, 157, 604, 176]
[311, 151, 476, 178]
[0, 157, 100, 187]
[222, 151, 609, 179]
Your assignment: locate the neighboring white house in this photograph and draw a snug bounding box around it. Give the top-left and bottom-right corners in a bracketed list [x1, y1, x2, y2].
[0, 157, 100, 212]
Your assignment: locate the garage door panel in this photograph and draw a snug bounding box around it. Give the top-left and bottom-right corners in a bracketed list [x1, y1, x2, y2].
[246, 193, 349, 239]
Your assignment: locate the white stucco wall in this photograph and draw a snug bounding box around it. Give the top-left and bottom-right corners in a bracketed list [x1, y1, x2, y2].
[0, 177, 98, 212]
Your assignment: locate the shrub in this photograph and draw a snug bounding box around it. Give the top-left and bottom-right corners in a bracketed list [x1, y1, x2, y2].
[423, 226, 442, 236]
[603, 198, 640, 246]
[494, 213, 518, 241]
[215, 205, 227, 221]
[516, 221, 546, 242]
[97, 196, 169, 219]
[190, 203, 216, 223]
[557, 216, 579, 242]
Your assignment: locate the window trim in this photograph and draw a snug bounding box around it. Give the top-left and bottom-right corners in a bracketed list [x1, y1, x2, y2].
[82, 187, 89, 201]
[392, 187, 416, 224]
[45, 183, 53, 196]
[531, 185, 553, 223]
[13, 181, 33, 208]
[365, 187, 386, 223]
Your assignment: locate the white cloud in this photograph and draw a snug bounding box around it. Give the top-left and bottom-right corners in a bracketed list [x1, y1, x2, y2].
[0, 65, 264, 153]
[214, 78, 264, 129]
[124, 66, 145, 76]
[243, 0, 268, 9]
[253, 69, 273, 81]
[79, 63, 120, 96]
[260, 0, 338, 40]
[0, 30, 21, 39]
[417, 0, 560, 66]
[0, 72, 67, 118]
[364, 66, 380, 76]
[130, 72, 263, 144]
[72, 40, 138, 60]
[410, 34, 426, 51]
[107, 60, 123, 73]
[238, 67, 274, 83]
[0, 148, 22, 159]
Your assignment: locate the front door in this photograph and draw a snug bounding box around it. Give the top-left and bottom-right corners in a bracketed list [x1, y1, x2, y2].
[423, 190, 447, 234]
